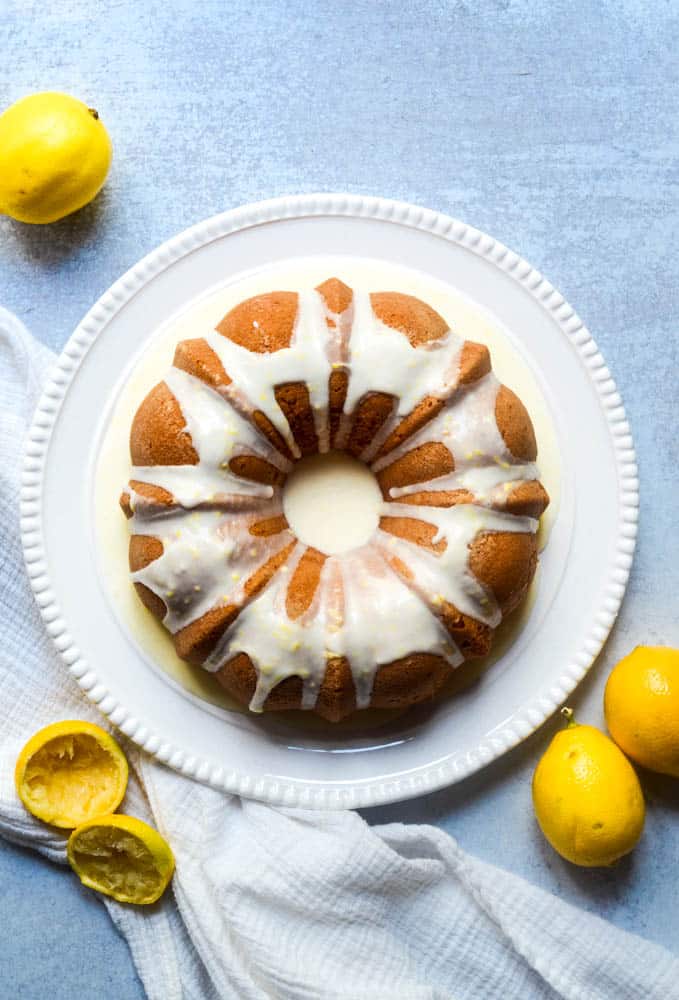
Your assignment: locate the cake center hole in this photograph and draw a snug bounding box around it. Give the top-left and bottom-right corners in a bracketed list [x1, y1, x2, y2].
[282, 450, 382, 555]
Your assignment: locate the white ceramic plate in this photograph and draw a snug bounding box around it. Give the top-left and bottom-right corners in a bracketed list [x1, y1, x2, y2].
[21, 194, 638, 808]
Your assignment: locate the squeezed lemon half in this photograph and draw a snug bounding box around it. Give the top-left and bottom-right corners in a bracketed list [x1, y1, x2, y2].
[67, 814, 175, 905]
[15, 720, 128, 828]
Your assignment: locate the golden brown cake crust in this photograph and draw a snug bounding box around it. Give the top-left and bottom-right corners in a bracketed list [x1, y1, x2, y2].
[124, 277, 549, 721]
[377, 442, 455, 497]
[128, 535, 166, 620]
[374, 396, 444, 461]
[347, 392, 395, 457]
[130, 382, 198, 467]
[459, 341, 491, 384]
[216, 650, 459, 722]
[286, 547, 326, 619]
[216, 291, 298, 353]
[274, 383, 319, 456]
[249, 514, 289, 537]
[227, 454, 286, 487]
[328, 369, 349, 447]
[496, 385, 537, 461]
[173, 338, 230, 389]
[394, 480, 549, 520]
[215, 654, 360, 723]
[316, 277, 353, 315]
[252, 410, 295, 461]
[128, 481, 175, 511]
[370, 292, 449, 347]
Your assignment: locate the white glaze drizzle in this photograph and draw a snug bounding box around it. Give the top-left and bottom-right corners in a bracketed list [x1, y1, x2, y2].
[344, 290, 463, 425]
[125, 279, 545, 713]
[337, 547, 462, 707]
[205, 545, 334, 708]
[373, 372, 539, 507]
[130, 367, 291, 509]
[321, 291, 353, 366]
[203, 289, 332, 457]
[130, 505, 293, 634]
[205, 544, 462, 711]
[391, 462, 538, 504]
[380, 503, 538, 628]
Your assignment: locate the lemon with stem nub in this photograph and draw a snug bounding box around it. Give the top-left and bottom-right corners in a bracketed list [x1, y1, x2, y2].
[0, 91, 112, 224]
[68, 814, 175, 905]
[15, 720, 128, 829]
[532, 708, 645, 867]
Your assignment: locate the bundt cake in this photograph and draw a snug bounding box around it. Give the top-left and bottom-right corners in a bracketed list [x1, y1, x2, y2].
[119, 277, 550, 722]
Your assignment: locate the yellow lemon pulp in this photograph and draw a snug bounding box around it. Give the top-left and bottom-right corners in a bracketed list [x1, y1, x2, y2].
[0, 91, 112, 224]
[605, 646, 679, 777]
[15, 720, 128, 829]
[532, 708, 645, 867]
[67, 815, 175, 905]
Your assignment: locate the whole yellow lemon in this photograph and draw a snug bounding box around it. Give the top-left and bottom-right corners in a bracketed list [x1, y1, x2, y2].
[605, 645, 679, 777]
[0, 91, 112, 224]
[532, 708, 645, 866]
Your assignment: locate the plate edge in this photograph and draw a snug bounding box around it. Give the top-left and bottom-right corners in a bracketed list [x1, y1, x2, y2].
[19, 192, 639, 809]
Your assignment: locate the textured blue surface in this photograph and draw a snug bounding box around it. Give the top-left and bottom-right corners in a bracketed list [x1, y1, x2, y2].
[2, 1, 679, 997]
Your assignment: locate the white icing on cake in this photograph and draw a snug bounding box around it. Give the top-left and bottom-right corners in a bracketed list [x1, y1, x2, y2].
[131, 504, 293, 634]
[374, 372, 540, 507]
[380, 504, 538, 629]
[342, 290, 463, 419]
[203, 289, 332, 456]
[125, 280, 545, 714]
[336, 547, 462, 708]
[129, 367, 290, 509]
[204, 545, 462, 711]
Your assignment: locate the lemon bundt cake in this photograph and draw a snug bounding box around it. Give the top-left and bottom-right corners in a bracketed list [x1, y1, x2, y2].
[120, 278, 549, 722]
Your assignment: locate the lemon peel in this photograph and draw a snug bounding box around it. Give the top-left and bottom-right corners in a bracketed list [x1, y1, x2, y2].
[15, 720, 128, 829]
[67, 814, 175, 905]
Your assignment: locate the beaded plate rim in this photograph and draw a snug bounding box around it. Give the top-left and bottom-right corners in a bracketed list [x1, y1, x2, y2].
[20, 193, 638, 808]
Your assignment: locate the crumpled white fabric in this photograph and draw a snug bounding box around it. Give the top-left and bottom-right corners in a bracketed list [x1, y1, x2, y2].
[1, 305, 678, 1000]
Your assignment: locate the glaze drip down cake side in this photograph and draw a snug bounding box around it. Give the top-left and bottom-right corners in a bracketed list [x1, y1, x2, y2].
[119, 277, 550, 722]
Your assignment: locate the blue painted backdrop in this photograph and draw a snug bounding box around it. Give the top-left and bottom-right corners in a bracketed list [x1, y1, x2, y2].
[2, 1, 678, 996]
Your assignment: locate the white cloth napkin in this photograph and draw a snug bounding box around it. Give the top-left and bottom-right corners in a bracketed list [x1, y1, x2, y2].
[1, 306, 678, 1000]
